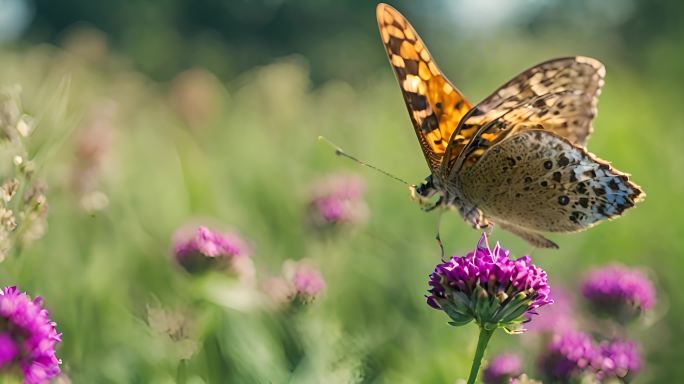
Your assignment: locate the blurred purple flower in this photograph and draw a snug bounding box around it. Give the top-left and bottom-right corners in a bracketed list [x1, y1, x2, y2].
[264, 260, 326, 309]
[539, 331, 597, 381]
[508, 374, 542, 384]
[525, 287, 577, 334]
[483, 353, 522, 384]
[307, 173, 368, 229]
[594, 339, 642, 382]
[581, 264, 655, 323]
[173, 226, 253, 279]
[292, 264, 326, 300]
[0, 286, 61, 384]
[427, 233, 552, 333]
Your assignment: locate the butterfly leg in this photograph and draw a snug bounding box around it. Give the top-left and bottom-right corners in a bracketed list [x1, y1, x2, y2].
[422, 196, 444, 212]
[458, 204, 492, 230]
[435, 211, 445, 261]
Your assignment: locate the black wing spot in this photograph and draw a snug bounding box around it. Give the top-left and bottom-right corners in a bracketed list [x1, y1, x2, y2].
[404, 59, 418, 75]
[578, 197, 589, 208]
[608, 179, 620, 191]
[576, 183, 587, 194]
[543, 160, 553, 170]
[406, 92, 428, 110]
[421, 115, 439, 132]
[388, 36, 403, 54]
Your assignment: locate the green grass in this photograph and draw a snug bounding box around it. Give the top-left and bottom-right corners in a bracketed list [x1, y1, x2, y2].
[0, 32, 681, 382]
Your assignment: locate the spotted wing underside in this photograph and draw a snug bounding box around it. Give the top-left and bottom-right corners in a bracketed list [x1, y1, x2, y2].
[442, 57, 605, 177]
[376, 3, 473, 172]
[459, 130, 644, 235]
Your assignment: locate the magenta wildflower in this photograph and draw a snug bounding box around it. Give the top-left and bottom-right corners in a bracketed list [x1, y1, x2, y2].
[483, 353, 523, 384]
[508, 374, 542, 384]
[525, 287, 577, 334]
[581, 264, 655, 323]
[307, 173, 368, 229]
[539, 331, 597, 381]
[0, 332, 18, 367]
[173, 226, 252, 278]
[0, 286, 61, 384]
[292, 264, 326, 300]
[594, 339, 642, 382]
[264, 260, 326, 309]
[427, 233, 552, 333]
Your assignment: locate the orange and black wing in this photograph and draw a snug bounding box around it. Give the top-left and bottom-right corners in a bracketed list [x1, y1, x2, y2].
[376, 3, 472, 173]
[441, 56, 605, 176]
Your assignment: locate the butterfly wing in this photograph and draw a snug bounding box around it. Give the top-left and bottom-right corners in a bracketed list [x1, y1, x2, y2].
[376, 3, 472, 173]
[441, 57, 605, 176]
[457, 130, 644, 237]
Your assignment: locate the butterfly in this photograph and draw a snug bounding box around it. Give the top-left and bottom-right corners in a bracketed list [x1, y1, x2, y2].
[376, 3, 644, 249]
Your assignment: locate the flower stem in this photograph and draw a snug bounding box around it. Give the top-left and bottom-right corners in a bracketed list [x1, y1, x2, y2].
[466, 327, 495, 384]
[176, 360, 187, 384]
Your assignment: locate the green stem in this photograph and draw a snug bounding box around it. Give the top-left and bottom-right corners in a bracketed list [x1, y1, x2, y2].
[466, 327, 495, 384]
[176, 359, 187, 384]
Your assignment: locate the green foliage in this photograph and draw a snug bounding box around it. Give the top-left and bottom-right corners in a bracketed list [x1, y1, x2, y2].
[0, 17, 681, 382]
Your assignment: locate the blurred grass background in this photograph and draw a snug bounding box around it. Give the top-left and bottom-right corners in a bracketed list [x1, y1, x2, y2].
[0, 0, 682, 382]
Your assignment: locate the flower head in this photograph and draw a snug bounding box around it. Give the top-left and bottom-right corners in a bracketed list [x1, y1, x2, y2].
[539, 331, 597, 382]
[525, 287, 577, 334]
[0, 286, 61, 383]
[594, 339, 641, 382]
[307, 173, 368, 230]
[426, 233, 552, 333]
[483, 353, 522, 384]
[508, 374, 542, 384]
[581, 264, 655, 324]
[173, 226, 253, 279]
[263, 260, 326, 309]
[291, 264, 326, 300]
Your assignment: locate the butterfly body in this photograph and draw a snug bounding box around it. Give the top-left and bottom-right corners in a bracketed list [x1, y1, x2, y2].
[377, 3, 644, 248]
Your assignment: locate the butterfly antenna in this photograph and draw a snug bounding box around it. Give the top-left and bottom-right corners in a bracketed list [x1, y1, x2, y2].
[318, 136, 411, 186]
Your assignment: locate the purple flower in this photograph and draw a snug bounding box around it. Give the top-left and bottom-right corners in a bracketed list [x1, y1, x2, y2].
[0, 286, 61, 384]
[508, 374, 542, 384]
[292, 264, 326, 300]
[483, 353, 522, 384]
[0, 332, 18, 367]
[307, 173, 368, 229]
[581, 264, 655, 323]
[173, 226, 253, 278]
[594, 339, 642, 382]
[539, 331, 597, 381]
[525, 287, 577, 334]
[426, 233, 552, 333]
[264, 260, 326, 309]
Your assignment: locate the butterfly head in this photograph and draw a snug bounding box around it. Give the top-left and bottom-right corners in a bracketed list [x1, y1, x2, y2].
[410, 175, 442, 210]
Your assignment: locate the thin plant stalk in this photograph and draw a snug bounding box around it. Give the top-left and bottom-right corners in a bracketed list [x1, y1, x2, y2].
[467, 327, 495, 384]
